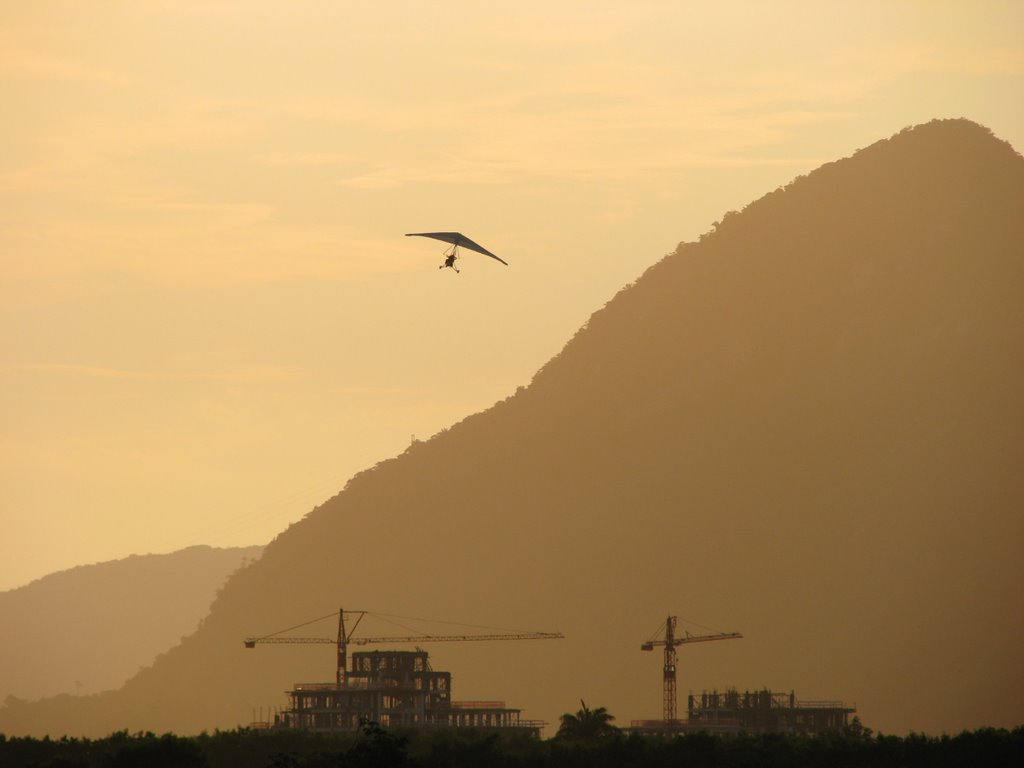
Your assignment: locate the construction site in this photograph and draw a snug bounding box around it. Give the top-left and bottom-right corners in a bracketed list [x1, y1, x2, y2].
[280, 649, 541, 732]
[683, 689, 855, 734]
[628, 616, 856, 735]
[245, 609, 856, 737]
[245, 608, 560, 735]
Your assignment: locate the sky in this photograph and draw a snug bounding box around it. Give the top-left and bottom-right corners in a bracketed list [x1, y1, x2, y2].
[2, 0, 1023, 592]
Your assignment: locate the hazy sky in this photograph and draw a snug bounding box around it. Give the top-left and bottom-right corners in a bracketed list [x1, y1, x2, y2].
[2, 0, 1022, 591]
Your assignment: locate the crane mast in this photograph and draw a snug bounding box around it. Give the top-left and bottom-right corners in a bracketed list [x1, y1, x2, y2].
[641, 615, 742, 722]
[337, 608, 348, 685]
[245, 608, 563, 684]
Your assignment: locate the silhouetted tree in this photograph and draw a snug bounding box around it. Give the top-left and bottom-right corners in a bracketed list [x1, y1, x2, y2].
[555, 700, 619, 742]
[340, 719, 410, 767]
[107, 732, 208, 768]
[844, 715, 874, 741]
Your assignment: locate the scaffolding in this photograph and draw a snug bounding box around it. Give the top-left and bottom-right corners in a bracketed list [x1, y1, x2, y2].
[630, 688, 856, 735]
[688, 688, 855, 734]
[275, 649, 542, 734]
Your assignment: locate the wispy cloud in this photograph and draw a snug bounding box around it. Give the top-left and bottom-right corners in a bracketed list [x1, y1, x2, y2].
[263, 151, 362, 167]
[2, 363, 307, 383]
[0, 46, 128, 85]
[2, 364, 424, 402]
[875, 40, 1024, 78]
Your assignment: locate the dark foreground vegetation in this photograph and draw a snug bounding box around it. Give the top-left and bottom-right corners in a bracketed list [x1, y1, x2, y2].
[2, 724, 1022, 768]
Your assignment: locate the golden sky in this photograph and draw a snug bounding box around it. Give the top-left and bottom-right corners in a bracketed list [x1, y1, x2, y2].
[2, 0, 1023, 590]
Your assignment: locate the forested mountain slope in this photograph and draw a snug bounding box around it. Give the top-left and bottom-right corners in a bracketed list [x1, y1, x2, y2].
[1, 545, 262, 704]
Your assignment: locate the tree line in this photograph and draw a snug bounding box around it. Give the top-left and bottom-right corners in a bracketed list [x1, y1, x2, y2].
[1, 717, 1020, 767]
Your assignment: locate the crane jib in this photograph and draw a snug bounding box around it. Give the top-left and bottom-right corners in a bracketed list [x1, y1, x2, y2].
[244, 608, 563, 684]
[244, 632, 564, 645]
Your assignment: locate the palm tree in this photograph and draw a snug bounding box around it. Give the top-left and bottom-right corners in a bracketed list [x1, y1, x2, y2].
[555, 700, 619, 741]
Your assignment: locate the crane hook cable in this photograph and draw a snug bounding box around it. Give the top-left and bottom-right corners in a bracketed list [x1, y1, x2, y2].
[369, 609, 551, 635]
[254, 610, 343, 642]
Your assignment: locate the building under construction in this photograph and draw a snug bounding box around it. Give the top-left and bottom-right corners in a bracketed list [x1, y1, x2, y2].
[630, 616, 855, 735]
[246, 608, 560, 734]
[630, 688, 856, 735]
[276, 648, 541, 733]
[688, 688, 855, 734]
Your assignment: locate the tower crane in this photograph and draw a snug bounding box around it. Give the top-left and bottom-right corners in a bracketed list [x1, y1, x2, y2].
[244, 608, 563, 684]
[641, 615, 742, 723]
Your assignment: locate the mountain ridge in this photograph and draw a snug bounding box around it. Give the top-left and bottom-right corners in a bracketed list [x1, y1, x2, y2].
[0, 545, 263, 704]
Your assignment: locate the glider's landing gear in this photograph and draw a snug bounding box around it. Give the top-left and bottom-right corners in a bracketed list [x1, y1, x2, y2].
[440, 245, 460, 273]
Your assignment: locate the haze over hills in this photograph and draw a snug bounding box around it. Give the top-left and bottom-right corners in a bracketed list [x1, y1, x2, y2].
[1, 118, 1021, 738]
[0, 545, 262, 704]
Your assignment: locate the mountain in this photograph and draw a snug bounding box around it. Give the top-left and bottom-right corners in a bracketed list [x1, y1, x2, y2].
[0, 545, 262, 704]
[1, 118, 1021, 737]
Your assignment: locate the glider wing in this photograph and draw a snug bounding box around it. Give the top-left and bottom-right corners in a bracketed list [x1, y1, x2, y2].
[406, 232, 508, 265]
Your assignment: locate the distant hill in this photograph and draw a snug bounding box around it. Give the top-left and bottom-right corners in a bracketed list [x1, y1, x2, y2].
[0, 545, 262, 704]
[1, 119, 1020, 738]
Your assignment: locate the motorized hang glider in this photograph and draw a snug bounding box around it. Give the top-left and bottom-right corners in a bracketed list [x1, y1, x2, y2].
[406, 232, 508, 269]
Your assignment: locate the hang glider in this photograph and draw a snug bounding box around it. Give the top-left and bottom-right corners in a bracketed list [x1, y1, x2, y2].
[406, 232, 508, 269]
